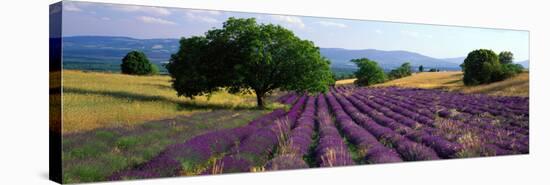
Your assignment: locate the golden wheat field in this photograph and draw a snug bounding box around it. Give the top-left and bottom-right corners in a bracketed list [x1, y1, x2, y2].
[61, 70, 283, 133]
[336, 71, 529, 97]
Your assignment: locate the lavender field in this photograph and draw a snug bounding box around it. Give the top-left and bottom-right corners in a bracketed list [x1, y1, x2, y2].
[109, 86, 529, 179]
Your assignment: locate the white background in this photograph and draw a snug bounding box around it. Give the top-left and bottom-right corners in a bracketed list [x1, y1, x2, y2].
[0, 0, 548, 184]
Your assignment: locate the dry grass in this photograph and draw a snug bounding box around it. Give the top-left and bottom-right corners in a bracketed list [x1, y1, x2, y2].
[335, 78, 356, 85]
[61, 70, 281, 134]
[335, 71, 528, 97]
[461, 72, 529, 97]
[375, 72, 465, 90]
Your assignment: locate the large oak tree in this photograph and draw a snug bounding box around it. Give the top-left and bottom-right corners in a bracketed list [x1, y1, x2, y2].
[166, 17, 333, 108]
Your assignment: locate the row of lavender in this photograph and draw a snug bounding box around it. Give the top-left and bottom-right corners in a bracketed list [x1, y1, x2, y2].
[353, 87, 528, 154]
[111, 85, 528, 179]
[109, 94, 306, 179]
[267, 86, 526, 166]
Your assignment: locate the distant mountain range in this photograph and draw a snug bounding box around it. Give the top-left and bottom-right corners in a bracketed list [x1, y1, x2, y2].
[320, 48, 460, 71]
[517, 60, 530, 68]
[62, 36, 528, 72]
[441, 57, 529, 68]
[63, 36, 179, 64]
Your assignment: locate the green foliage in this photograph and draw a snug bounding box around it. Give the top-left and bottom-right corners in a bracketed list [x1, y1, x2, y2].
[150, 63, 159, 75]
[388, 62, 412, 80]
[497, 63, 524, 80]
[463, 49, 502, 85]
[351, 58, 386, 86]
[167, 17, 333, 108]
[68, 164, 105, 182]
[499, 51, 514, 65]
[95, 130, 118, 140]
[115, 136, 140, 150]
[463, 49, 523, 86]
[68, 141, 108, 159]
[418, 65, 424, 72]
[120, 51, 155, 75]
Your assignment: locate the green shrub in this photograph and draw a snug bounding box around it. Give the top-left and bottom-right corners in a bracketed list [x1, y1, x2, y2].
[388, 62, 412, 80]
[463, 49, 523, 85]
[463, 49, 502, 85]
[351, 58, 386, 86]
[496, 63, 524, 80]
[120, 51, 155, 75]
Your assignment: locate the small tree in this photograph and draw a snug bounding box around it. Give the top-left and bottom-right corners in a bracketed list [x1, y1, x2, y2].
[499, 51, 514, 65]
[351, 58, 386, 86]
[121, 51, 154, 75]
[463, 49, 501, 85]
[498, 63, 524, 80]
[418, 65, 424, 72]
[495, 51, 524, 80]
[388, 62, 412, 79]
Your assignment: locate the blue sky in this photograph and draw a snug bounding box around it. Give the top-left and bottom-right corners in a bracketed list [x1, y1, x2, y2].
[61, 1, 529, 61]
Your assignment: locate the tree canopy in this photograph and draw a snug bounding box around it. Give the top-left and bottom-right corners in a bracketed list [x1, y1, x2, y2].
[121, 51, 157, 75]
[166, 17, 333, 108]
[351, 58, 386, 86]
[463, 49, 502, 85]
[388, 62, 412, 80]
[499, 51, 514, 65]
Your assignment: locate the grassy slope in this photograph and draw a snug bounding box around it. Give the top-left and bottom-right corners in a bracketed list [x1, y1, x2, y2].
[62, 70, 284, 133]
[61, 70, 287, 183]
[62, 110, 268, 183]
[336, 71, 529, 97]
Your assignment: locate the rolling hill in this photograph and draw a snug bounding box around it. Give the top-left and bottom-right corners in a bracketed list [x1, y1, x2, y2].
[62, 36, 483, 72]
[320, 48, 460, 71]
[336, 71, 529, 97]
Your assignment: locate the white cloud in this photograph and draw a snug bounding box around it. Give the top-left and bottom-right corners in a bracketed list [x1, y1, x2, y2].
[315, 21, 347, 28]
[188, 9, 221, 15]
[113, 5, 171, 16]
[100, 17, 111, 21]
[63, 3, 82, 12]
[270, 15, 305, 29]
[185, 12, 220, 23]
[375, 29, 383, 34]
[137, 16, 176, 25]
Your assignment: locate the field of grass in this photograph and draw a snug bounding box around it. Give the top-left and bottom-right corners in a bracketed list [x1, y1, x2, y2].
[62, 109, 268, 183]
[60, 70, 288, 183]
[336, 71, 529, 97]
[335, 78, 357, 85]
[62, 70, 284, 133]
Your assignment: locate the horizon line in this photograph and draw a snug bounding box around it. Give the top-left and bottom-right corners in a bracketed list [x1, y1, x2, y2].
[62, 35, 530, 62]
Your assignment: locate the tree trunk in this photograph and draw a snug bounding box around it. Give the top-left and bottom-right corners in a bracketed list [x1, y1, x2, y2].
[256, 92, 265, 109]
